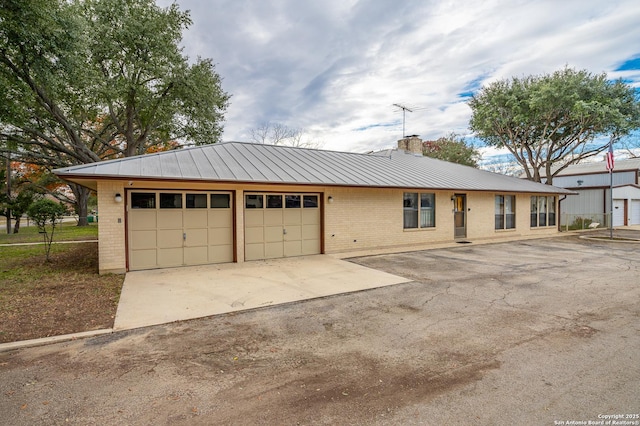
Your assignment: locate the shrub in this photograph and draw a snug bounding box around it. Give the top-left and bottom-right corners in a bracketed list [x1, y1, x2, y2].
[27, 199, 68, 261]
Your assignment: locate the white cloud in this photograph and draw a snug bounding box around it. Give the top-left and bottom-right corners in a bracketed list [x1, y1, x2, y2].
[158, 0, 640, 153]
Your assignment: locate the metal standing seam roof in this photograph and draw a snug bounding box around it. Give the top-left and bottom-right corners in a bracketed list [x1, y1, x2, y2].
[553, 158, 640, 176]
[53, 141, 572, 194]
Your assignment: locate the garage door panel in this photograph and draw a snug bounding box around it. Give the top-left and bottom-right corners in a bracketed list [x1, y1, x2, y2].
[284, 225, 301, 241]
[130, 230, 156, 250]
[157, 248, 184, 266]
[284, 209, 302, 225]
[129, 211, 156, 229]
[158, 229, 183, 248]
[184, 210, 207, 229]
[184, 246, 208, 265]
[265, 226, 283, 242]
[185, 229, 207, 247]
[302, 239, 320, 255]
[264, 210, 283, 226]
[245, 226, 264, 243]
[302, 224, 319, 239]
[284, 240, 302, 257]
[130, 249, 157, 270]
[158, 210, 183, 229]
[245, 243, 264, 261]
[210, 245, 233, 263]
[265, 242, 284, 258]
[302, 209, 320, 225]
[210, 227, 233, 245]
[245, 210, 264, 226]
[208, 210, 232, 228]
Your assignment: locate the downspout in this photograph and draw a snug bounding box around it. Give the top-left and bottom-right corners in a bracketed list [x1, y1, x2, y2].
[558, 195, 567, 232]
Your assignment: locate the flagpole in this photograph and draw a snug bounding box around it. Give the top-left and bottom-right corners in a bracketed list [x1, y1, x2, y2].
[608, 140, 614, 240]
[609, 164, 613, 239]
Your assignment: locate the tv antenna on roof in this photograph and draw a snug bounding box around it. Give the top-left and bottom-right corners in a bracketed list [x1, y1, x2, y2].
[393, 103, 426, 137]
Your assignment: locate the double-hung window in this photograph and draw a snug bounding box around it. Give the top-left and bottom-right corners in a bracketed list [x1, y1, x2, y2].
[403, 193, 436, 229]
[531, 196, 556, 227]
[495, 195, 516, 230]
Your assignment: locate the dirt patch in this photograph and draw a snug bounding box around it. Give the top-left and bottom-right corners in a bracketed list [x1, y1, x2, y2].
[0, 243, 123, 343]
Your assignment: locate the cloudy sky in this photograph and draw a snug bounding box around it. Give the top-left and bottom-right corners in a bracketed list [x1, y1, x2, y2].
[159, 0, 640, 154]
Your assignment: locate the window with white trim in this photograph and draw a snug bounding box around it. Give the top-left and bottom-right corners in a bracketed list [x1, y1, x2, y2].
[531, 196, 556, 227]
[495, 195, 515, 230]
[403, 192, 436, 229]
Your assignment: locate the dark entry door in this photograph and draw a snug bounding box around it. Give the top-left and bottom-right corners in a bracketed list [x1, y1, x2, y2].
[453, 194, 467, 239]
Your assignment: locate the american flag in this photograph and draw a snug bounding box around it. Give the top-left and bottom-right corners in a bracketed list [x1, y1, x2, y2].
[605, 143, 614, 172]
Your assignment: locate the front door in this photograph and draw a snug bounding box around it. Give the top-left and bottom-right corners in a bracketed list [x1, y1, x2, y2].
[612, 199, 625, 227]
[453, 194, 467, 239]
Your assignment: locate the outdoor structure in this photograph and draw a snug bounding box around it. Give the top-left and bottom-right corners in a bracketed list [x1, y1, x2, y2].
[54, 136, 572, 274]
[553, 158, 640, 228]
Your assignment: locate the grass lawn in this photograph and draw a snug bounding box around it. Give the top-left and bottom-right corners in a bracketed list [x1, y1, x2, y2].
[0, 223, 123, 344]
[0, 220, 98, 244]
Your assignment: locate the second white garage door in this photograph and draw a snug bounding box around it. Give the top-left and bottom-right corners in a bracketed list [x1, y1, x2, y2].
[244, 193, 321, 261]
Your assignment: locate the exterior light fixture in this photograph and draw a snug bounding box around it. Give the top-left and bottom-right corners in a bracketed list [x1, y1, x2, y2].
[577, 180, 584, 186]
[114, 193, 123, 203]
[328, 196, 334, 203]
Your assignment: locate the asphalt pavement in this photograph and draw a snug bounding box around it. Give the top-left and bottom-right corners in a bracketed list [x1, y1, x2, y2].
[0, 234, 638, 425]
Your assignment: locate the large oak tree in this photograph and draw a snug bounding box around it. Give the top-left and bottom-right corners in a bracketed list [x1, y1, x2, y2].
[0, 0, 230, 224]
[469, 67, 640, 184]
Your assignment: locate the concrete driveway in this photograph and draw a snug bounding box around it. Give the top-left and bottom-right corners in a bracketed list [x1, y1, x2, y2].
[114, 255, 411, 330]
[1, 234, 638, 425]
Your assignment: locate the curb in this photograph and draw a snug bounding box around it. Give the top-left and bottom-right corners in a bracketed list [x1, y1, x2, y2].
[0, 329, 113, 353]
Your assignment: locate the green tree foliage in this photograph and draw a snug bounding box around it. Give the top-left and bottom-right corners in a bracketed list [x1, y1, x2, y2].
[422, 133, 480, 167]
[0, 0, 230, 222]
[1, 160, 55, 233]
[468, 67, 640, 184]
[26, 198, 68, 261]
[7, 187, 37, 233]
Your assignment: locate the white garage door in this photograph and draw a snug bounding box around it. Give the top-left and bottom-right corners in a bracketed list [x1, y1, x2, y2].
[631, 200, 640, 225]
[128, 191, 233, 271]
[612, 199, 625, 227]
[244, 193, 321, 261]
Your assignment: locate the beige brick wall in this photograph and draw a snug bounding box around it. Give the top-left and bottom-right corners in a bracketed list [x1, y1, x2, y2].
[93, 179, 561, 271]
[324, 189, 560, 253]
[96, 181, 126, 274]
[324, 188, 456, 252]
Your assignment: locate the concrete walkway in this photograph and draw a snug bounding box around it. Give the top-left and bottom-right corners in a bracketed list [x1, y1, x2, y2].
[113, 255, 411, 330]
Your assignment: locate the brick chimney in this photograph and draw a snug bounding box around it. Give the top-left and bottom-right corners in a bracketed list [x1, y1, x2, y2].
[397, 135, 423, 156]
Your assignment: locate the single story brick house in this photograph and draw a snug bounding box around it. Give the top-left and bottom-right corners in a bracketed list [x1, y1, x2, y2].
[54, 136, 573, 274]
